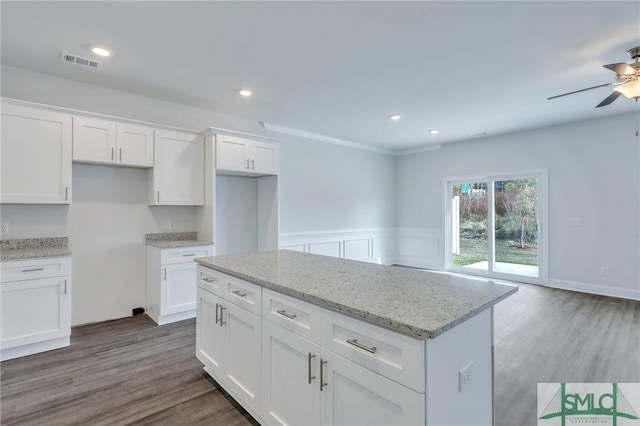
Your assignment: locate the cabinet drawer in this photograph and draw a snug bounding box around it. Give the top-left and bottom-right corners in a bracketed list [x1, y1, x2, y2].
[197, 265, 223, 296]
[161, 245, 213, 265]
[197, 268, 261, 316]
[262, 288, 321, 344]
[321, 310, 425, 393]
[1, 257, 71, 282]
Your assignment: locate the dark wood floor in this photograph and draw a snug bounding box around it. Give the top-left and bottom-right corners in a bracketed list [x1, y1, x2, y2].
[1, 283, 638, 425]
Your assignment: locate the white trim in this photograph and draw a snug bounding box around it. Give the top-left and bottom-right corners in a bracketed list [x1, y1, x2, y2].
[200, 126, 279, 143]
[548, 278, 640, 301]
[396, 144, 442, 156]
[260, 121, 394, 155]
[395, 227, 444, 270]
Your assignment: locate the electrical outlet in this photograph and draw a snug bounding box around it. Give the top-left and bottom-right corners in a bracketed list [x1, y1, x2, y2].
[164, 219, 172, 230]
[600, 267, 609, 277]
[568, 217, 582, 226]
[459, 362, 473, 392]
[0, 223, 9, 235]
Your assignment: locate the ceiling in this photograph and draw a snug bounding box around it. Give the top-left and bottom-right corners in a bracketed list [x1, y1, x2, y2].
[1, 1, 639, 152]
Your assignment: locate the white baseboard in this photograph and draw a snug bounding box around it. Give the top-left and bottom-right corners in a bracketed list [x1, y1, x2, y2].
[548, 278, 640, 301]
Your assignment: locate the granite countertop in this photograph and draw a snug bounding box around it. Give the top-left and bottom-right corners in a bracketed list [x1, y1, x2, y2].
[196, 250, 518, 340]
[146, 232, 214, 248]
[1, 237, 71, 260]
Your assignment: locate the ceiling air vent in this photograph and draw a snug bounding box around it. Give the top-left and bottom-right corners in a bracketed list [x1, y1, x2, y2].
[61, 52, 101, 69]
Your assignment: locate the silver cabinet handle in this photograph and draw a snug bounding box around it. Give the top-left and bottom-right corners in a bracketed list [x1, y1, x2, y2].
[215, 303, 221, 324]
[346, 338, 377, 353]
[65, 187, 69, 201]
[182, 253, 196, 257]
[22, 268, 44, 273]
[157, 191, 160, 203]
[246, 159, 250, 169]
[320, 358, 328, 391]
[219, 305, 226, 326]
[202, 277, 217, 283]
[251, 159, 255, 170]
[163, 268, 167, 280]
[64, 279, 67, 295]
[119, 148, 122, 161]
[308, 353, 316, 384]
[111, 147, 114, 160]
[232, 290, 248, 298]
[276, 309, 297, 320]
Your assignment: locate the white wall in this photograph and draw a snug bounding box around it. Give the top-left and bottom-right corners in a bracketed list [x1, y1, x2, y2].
[1, 66, 397, 324]
[396, 112, 640, 300]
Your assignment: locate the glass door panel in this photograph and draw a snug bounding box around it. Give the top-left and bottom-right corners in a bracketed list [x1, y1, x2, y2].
[451, 181, 488, 271]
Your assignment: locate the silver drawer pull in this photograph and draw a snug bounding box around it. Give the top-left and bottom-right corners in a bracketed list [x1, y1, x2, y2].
[22, 268, 44, 273]
[308, 353, 316, 384]
[276, 309, 297, 320]
[202, 277, 217, 283]
[182, 253, 196, 257]
[320, 359, 328, 391]
[232, 290, 248, 298]
[346, 338, 377, 354]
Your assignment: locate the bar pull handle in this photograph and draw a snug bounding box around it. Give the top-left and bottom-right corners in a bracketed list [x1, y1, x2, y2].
[163, 268, 167, 280]
[215, 303, 220, 324]
[232, 290, 248, 298]
[276, 309, 297, 320]
[308, 353, 316, 384]
[22, 268, 44, 273]
[251, 159, 255, 170]
[111, 147, 114, 160]
[65, 187, 69, 201]
[119, 148, 122, 161]
[320, 359, 328, 391]
[202, 277, 217, 283]
[346, 338, 377, 354]
[246, 159, 250, 169]
[157, 191, 160, 203]
[182, 253, 196, 257]
[64, 280, 68, 295]
[219, 305, 226, 326]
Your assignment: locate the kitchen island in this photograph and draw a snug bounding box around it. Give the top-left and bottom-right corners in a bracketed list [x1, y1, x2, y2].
[195, 250, 517, 426]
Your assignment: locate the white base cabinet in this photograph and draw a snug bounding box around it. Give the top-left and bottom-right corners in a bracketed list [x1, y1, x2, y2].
[0, 257, 71, 361]
[146, 244, 213, 325]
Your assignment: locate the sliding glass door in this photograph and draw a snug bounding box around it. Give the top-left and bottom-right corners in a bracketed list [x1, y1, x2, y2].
[446, 171, 546, 284]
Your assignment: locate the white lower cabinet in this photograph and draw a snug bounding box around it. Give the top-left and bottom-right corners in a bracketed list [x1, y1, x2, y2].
[196, 277, 262, 418]
[0, 257, 71, 361]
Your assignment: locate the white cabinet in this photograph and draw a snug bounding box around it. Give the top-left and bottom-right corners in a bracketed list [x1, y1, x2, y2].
[196, 267, 262, 418]
[146, 244, 213, 325]
[1, 102, 72, 204]
[216, 135, 278, 176]
[73, 116, 154, 167]
[149, 129, 205, 205]
[0, 257, 71, 361]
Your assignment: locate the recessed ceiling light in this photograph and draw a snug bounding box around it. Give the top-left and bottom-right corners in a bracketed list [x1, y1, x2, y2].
[473, 132, 488, 137]
[429, 129, 440, 135]
[390, 114, 401, 121]
[91, 46, 112, 57]
[239, 89, 252, 97]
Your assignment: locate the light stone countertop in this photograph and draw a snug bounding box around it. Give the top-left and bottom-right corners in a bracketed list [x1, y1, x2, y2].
[147, 240, 214, 248]
[1, 237, 71, 260]
[145, 232, 213, 248]
[196, 250, 518, 339]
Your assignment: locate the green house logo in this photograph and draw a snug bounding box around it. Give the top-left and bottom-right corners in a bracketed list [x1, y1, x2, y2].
[538, 383, 640, 426]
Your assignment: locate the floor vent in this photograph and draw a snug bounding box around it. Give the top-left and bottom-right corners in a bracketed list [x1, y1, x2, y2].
[61, 52, 100, 69]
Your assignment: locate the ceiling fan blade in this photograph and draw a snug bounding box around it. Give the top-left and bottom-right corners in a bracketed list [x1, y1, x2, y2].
[547, 83, 612, 100]
[595, 91, 622, 108]
[603, 62, 637, 75]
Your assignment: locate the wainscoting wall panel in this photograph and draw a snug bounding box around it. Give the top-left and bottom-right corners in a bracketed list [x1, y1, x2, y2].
[395, 227, 444, 270]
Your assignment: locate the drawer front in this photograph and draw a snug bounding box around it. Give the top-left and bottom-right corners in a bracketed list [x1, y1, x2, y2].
[1, 257, 71, 282]
[197, 265, 223, 296]
[161, 245, 213, 265]
[224, 276, 261, 316]
[262, 288, 321, 344]
[321, 310, 425, 393]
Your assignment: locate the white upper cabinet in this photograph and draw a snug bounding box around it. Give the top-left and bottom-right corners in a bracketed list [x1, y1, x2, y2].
[73, 116, 153, 167]
[1, 102, 72, 204]
[216, 135, 278, 176]
[149, 129, 204, 206]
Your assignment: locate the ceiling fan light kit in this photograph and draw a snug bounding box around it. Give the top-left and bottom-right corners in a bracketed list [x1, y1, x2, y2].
[548, 45, 640, 107]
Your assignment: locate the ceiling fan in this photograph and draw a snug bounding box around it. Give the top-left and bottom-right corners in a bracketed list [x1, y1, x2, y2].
[548, 46, 640, 108]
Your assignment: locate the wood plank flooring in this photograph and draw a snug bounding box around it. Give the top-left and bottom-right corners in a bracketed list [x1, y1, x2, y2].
[1, 283, 638, 425]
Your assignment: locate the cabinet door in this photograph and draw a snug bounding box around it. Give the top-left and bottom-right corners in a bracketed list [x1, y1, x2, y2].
[117, 123, 153, 167]
[216, 135, 250, 172]
[321, 350, 424, 426]
[162, 262, 197, 315]
[251, 141, 278, 175]
[150, 129, 204, 205]
[196, 288, 226, 377]
[1, 103, 72, 204]
[262, 321, 321, 426]
[72, 116, 116, 164]
[225, 302, 262, 417]
[1, 277, 70, 350]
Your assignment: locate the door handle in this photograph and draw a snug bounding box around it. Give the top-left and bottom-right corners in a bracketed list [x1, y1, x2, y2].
[308, 353, 316, 384]
[320, 358, 328, 391]
[219, 305, 226, 326]
[215, 303, 220, 324]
